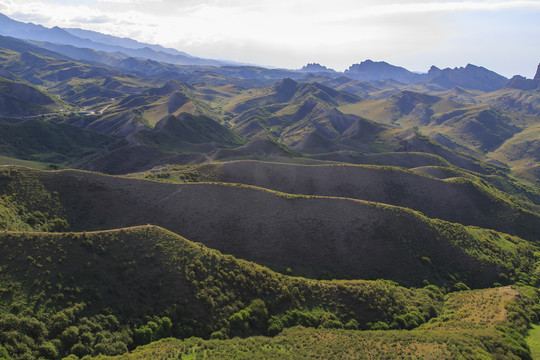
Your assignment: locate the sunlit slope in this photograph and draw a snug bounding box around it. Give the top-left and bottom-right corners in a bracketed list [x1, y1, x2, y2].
[0, 225, 439, 328]
[95, 286, 540, 360]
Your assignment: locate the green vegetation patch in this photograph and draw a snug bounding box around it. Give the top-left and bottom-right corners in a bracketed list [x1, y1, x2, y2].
[94, 286, 540, 360]
[0, 225, 441, 359]
[527, 324, 540, 360]
[0, 167, 68, 232]
[135, 113, 246, 153]
[0, 119, 116, 164]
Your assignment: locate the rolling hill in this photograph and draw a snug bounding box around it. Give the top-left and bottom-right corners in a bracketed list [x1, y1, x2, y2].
[0, 119, 117, 165]
[133, 113, 247, 152]
[94, 286, 540, 360]
[0, 76, 64, 117]
[173, 160, 540, 240]
[0, 166, 537, 288]
[0, 224, 445, 359]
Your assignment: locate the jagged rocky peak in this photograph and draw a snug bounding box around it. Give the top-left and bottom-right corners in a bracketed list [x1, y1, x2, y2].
[300, 63, 335, 72]
[347, 59, 388, 72]
[535, 63, 540, 80]
[506, 75, 539, 91]
[427, 66, 442, 79]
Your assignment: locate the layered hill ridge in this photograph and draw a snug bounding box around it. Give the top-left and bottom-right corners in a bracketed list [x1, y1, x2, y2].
[0, 225, 440, 324]
[133, 113, 246, 152]
[1, 33, 537, 185]
[340, 90, 530, 153]
[227, 78, 360, 115]
[0, 224, 451, 359]
[0, 13, 228, 67]
[185, 160, 540, 240]
[0, 15, 539, 360]
[84, 80, 207, 135]
[0, 76, 63, 116]
[0, 166, 537, 287]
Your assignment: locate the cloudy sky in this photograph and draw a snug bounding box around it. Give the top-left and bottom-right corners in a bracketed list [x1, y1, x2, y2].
[1, 0, 539, 77]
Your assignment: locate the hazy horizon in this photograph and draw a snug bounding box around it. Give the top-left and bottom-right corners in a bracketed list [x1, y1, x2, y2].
[1, 0, 539, 78]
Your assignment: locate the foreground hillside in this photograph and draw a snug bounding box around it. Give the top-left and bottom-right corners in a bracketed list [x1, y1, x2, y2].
[95, 286, 540, 360]
[165, 160, 540, 242]
[0, 166, 538, 288]
[0, 225, 442, 359]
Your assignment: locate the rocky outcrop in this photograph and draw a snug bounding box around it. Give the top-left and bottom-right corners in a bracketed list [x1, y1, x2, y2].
[427, 64, 507, 91]
[344, 60, 427, 84]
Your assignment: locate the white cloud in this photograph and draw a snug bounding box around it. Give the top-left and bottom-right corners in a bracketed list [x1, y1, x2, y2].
[96, 0, 162, 3]
[0, 0, 539, 76]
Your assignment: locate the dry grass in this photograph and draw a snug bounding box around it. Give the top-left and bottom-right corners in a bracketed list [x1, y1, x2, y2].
[446, 287, 519, 326]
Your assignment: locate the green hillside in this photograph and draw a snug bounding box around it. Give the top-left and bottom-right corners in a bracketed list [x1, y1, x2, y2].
[0, 225, 442, 359]
[0, 167, 537, 288]
[0, 119, 117, 164]
[340, 92, 527, 152]
[94, 286, 540, 360]
[90, 80, 229, 134]
[179, 161, 540, 241]
[134, 113, 247, 152]
[0, 29, 539, 360]
[0, 76, 64, 117]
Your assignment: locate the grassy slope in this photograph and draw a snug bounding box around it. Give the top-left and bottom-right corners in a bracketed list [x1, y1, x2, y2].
[0, 77, 63, 117]
[0, 226, 443, 359]
[527, 325, 540, 360]
[0, 119, 117, 164]
[95, 329, 488, 360]
[409, 165, 540, 210]
[0, 226, 439, 326]
[95, 286, 540, 360]
[489, 122, 540, 174]
[340, 89, 540, 184]
[93, 80, 228, 134]
[134, 113, 247, 153]
[372, 127, 507, 176]
[480, 88, 540, 116]
[0, 166, 537, 288]
[0, 155, 63, 170]
[182, 161, 540, 241]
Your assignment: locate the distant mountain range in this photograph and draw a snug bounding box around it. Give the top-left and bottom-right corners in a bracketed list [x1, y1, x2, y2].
[0, 10, 538, 181]
[0, 12, 530, 92]
[0, 13, 230, 66]
[300, 63, 336, 73]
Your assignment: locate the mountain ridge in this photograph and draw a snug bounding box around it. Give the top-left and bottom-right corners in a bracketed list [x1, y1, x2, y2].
[0, 13, 230, 67]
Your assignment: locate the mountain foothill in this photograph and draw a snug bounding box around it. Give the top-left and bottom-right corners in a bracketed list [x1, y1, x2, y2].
[0, 12, 539, 360]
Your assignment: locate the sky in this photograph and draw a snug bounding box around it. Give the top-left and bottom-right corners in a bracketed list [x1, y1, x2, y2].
[0, 0, 539, 77]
